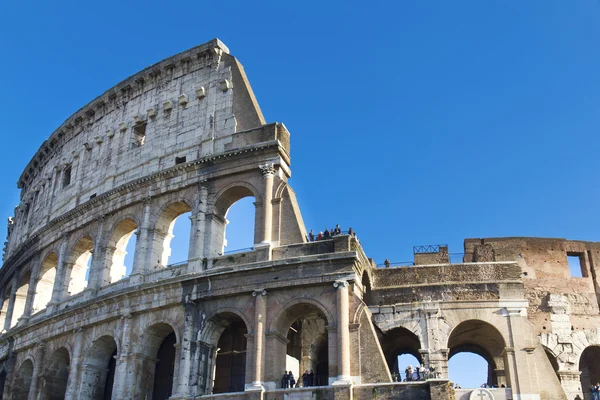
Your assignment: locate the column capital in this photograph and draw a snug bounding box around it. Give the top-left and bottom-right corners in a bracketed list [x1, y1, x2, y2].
[252, 289, 267, 297]
[143, 196, 153, 206]
[333, 280, 349, 289]
[259, 163, 276, 178]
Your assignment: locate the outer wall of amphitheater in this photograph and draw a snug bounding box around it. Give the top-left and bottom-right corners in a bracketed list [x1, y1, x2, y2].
[0, 39, 598, 400]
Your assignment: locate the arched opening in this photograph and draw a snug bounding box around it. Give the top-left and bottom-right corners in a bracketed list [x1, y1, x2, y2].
[449, 352, 489, 389]
[397, 354, 421, 382]
[139, 323, 177, 400]
[33, 252, 58, 313]
[104, 219, 137, 285]
[210, 186, 257, 257]
[69, 236, 94, 296]
[10, 271, 30, 328]
[276, 303, 329, 388]
[213, 317, 248, 393]
[447, 320, 507, 389]
[0, 293, 9, 329]
[12, 359, 33, 400]
[361, 271, 373, 304]
[42, 347, 70, 400]
[151, 202, 192, 270]
[379, 327, 422, 382]
[80, 336, 118, 400]
[580, 346, 600, 400]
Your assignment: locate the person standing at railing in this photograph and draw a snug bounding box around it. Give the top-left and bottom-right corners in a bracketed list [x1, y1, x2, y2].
[323, 229, 330, 239]
[384, 259, 390, 268]
[309, 229, 314, 242]
[334, 224, 341, 235]
[317, 232, 323, 241]
[348, 227, 355, 237]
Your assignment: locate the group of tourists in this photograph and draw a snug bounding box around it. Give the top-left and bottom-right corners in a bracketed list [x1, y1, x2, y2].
[402, 365, 428, 382]
[281, 370, 317, 389]
[590, 384, 600, 400]
[308, 225, 355, 242]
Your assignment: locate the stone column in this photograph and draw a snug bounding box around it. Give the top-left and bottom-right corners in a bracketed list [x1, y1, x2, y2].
[248, 289, 267, 391]
[112, 314, 134, 399]
[87, 216, 106, 291]
[131, 197, 152, 285]
[259, 164, 276, 244]
[64, 328, 85, 400]
[171, 303, 197, 398]
[3, 275, 19, 331]
[20, 256, 41, 322]
[28, 342, 46, 400]
[188, 185, 208, 273]
[48, 235, 69, 308]
[332, 280, 352, 385]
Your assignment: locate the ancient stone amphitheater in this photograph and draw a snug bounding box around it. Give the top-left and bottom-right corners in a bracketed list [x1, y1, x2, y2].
[0, 38, 598, 400]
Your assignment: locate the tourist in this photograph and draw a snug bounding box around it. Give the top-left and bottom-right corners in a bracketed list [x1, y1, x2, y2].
[317, 232, 323, 241]
[405, 365, 412, 382]
[419, 365, 427, 380]
[282, 371, 289, 388]
[289, 371, 296, 388]
[302, 370, 309, 387]
[348, 227, 355, 236]
[324, 229, 330, 239]
[309, 229, 315, 242]
[334, 224, 342, 235]
[308, 370, 314, 386]
[384, 258, 390, 268]
[415, 364, 421, 380]
[590, 385, 596, 400]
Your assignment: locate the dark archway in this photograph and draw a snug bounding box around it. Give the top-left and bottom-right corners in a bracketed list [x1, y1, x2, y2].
[213, 320, 247, 393]
[41, 347, 70, 400]
[447, 320, 507, 388]
[379, 327, 422, 378]
[12, 359, 33, 400]
[361, 271, 373, 304]
[152, 332, 176, 400]
[0, 370, 6, 400]
[580, 346, 600, 400]
[80, 335, 118, 400]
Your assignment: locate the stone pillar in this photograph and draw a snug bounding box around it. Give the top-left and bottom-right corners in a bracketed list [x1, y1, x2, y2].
[248, 290, 267, 391]
[20, 256, 41, 323]
[87, 216, 106, 291]
[64, 328, 85, 400]
[131, 197, 152, 284]
[196, 342, 218, 396]
[48, 235, 69, 308]
[188, 185, 208, 273]
[259, 164, 275, 245]
[332, 280, 352, 385]
[3, 275, 19, 331]
[558, 370, 582, 400]
[28, 342, 46, 400]
[171, 303, 197, 398]
[112, 314, 134, 399]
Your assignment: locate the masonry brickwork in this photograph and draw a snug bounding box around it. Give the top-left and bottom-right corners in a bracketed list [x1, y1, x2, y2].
[0, 39, 597, 400]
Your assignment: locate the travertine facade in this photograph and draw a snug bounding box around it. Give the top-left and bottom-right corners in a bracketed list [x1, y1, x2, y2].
[0, 39, 597, 400]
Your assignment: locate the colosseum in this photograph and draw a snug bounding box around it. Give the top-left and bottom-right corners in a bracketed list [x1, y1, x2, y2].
[0, 38, 598, 400]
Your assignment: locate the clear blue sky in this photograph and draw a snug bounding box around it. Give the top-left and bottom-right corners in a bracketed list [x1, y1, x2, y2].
[1, 0, 599, 388]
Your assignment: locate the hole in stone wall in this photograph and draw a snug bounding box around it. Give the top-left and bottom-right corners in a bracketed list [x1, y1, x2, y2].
[175, 156, 186, 164]
[568, 253, 586, 277]
[62, 164, 72, 188]
[132, 123, 146, 147]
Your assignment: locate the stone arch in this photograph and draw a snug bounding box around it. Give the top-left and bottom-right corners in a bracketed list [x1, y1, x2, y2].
[270, 300, 332, 388]
[201, 308, 253, 341]
[136, 322, 178, 400]
[12, 358, 34, 400]
[447, 319, 507, 388]
[103, 217, 139, 285]
[208, 183, 260, 257]
[67, 235, 94, 296]
[199, 311, 249, 395]
[80, 335, 118, 400]
[580, 345, 600, 400]
[41, 347, 70, 400]
[33, 251, 58, 313]
[149, 201, 193, 269]
[379, 327, 423, 377]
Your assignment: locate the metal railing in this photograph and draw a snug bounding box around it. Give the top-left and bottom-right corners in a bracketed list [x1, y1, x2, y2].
[413, 244, 448, 254]
[223, 247, 254, 255]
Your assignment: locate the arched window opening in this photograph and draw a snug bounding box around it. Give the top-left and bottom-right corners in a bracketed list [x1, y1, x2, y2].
[0, 293, 9, 329]
[33, 253, 58, 313]
[361, 272, 373, 304]
[211, 186, 257, 258]
[449, 352, 490, 389]
[69, 236, 94, 296]
[213, 319, 248, 394]
[152, 202, 192, 269]
[13, 359, 33, 400]
[11, 271, 30, 328]
[379, 327, 422, 381]
[42, 348, 70, 400]
[278, 304, 329, 388]
[80, 336, 118, 400]
[222, 196, 256, 254]
[580, 346, 600, 400]
[105, 219, 138, 285]
[140, 323, 177, 400]
[447, 320, 507, 389]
